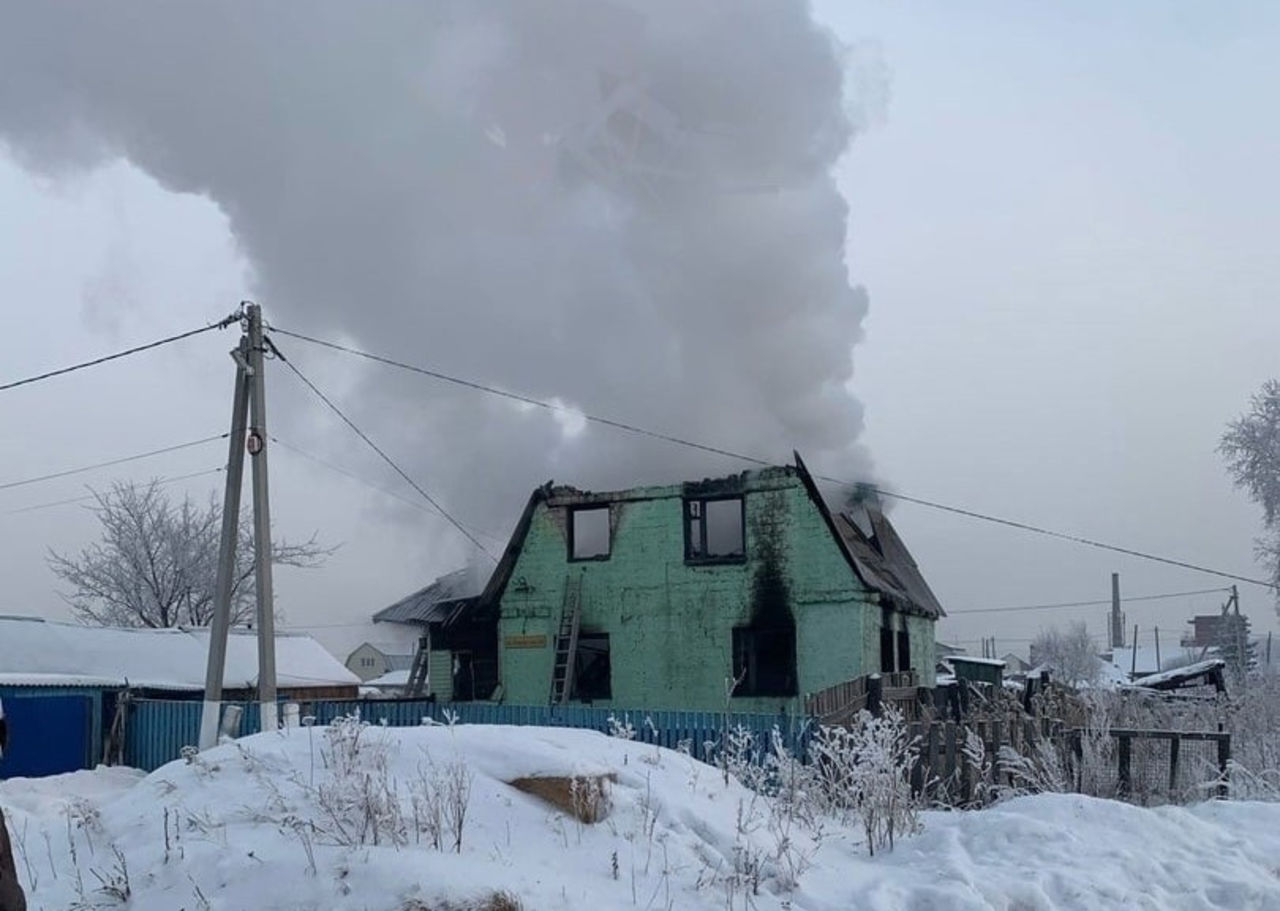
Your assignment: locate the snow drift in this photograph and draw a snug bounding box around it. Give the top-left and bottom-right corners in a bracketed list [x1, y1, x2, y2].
[2, 723, 1280, 910]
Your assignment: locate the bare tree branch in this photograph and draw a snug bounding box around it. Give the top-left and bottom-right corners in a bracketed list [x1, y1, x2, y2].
[1220, 378, 1280, 618]
[47, 480, 335, 628]
[1030, 622, 1101, 687]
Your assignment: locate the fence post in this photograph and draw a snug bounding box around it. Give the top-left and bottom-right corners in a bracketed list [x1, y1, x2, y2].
[866, 674, 883, 718]
[1168, 735, 1180, 796]
[1117, 734, 1131, 798]
[944, 722, 958, 794]
[1217, 735, 1231, 799]
[1072, 729, 1083, 793]
[925, 722, 939, 800]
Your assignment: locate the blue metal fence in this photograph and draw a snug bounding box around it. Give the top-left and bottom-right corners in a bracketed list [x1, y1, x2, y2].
[123, 698, 812, 772]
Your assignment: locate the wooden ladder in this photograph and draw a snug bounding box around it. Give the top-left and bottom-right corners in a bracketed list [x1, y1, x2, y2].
[549, 574, 584, 705]
[405, 633, 431, 697]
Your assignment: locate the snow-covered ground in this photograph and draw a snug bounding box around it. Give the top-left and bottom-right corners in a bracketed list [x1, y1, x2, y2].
[2, 724, 1279, 910]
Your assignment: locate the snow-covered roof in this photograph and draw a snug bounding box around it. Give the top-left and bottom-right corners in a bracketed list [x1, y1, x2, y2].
[365, 669, 410, 687]
[0, 616, 359, 691]
[948, 656, 1006, 668]
[1128, 659, 1226, 690]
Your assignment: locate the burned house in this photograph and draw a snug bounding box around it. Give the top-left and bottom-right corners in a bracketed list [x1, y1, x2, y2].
[372, 568, 498, 701]
[445, 454, 945, 712]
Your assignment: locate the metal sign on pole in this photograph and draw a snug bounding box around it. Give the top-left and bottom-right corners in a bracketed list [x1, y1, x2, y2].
[199, 334, 252, 750]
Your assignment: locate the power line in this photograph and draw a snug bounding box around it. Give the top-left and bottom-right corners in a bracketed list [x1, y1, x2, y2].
[268, 326, 1278, 591]
[3, 468, 224, 515]
[269, 327, 766, 466]
[266, 339, 498, 562]
[0, 309, 243, 393]
[269, 436, 508, 547]
[850, 490, 1274, 590]
[947, 587, 1231, 616]
[0, 435, 229, 493]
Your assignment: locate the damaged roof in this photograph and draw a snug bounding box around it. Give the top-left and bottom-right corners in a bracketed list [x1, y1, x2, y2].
[831, 508, 945, 618]
[471, 454, 945, 621]
[373, 568, 485, 626]
[792, 453, 944, 619]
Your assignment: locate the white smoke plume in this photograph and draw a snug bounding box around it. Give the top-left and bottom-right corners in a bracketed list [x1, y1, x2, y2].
[0, 1, 879, 564]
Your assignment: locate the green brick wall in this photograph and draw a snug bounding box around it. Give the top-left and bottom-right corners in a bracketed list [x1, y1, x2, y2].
[496, 468, 935, 711]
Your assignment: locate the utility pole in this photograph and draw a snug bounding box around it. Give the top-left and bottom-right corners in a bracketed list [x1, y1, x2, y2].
[246, 303, 279, 734]
[1154, 626, 1161, 671]
[198, 334, 252, 750]
[1111, 572, 1123, 649]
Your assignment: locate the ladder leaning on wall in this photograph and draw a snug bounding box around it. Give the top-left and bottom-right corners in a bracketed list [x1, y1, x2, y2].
[549, 574, 584, 705]
[405, 633, 431, 698]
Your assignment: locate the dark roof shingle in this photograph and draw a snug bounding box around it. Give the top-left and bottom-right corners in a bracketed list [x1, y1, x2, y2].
[373, 568, 485, 626]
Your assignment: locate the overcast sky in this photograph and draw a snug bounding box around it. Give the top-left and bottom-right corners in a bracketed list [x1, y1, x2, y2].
[1, 1, 1276, 662]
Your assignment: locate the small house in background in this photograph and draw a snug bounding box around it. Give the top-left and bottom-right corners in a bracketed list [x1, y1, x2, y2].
[371, 568, 496, 701]
[344, 642, 414, 682]
[947, 655, 1005, 688]
[461, 454, 943, 712]
[1000, 653, 1030, 675]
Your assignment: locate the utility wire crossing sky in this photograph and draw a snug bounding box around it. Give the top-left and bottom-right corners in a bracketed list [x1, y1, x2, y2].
[1, 315, 1273, 592]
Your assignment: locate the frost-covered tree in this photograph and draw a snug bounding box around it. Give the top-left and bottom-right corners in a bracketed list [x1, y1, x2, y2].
[1030, 622, 1101, 687]
[48, 480, 332, 628]
[1220, 379, 1280, 615]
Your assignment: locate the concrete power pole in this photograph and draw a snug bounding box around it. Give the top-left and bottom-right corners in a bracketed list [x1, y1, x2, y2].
[198, 303, 280, 746]
[198, 335, 252, 750]
[246, 303, 280, 735]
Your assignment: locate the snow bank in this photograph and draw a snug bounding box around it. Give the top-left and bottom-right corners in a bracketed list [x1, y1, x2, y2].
[2, 724, 1278, 910]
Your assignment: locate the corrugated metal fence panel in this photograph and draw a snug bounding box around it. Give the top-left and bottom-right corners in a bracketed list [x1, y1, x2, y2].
[125, 699, 199, 772]
[125, 698, 812, 771]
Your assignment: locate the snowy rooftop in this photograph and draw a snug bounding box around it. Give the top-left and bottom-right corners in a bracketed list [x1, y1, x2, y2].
[365, 668, 411, 687]
[0, 615, 359, 691]
[1128, 659, 1226, 690]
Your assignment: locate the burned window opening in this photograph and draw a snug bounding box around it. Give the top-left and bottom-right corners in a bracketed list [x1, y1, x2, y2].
[732, 625, 796, 697]
[685, 496, 745, 561]
[573, 633, 612, 701]
[569, 506, 611, 561]
[896, 628, 911, 673]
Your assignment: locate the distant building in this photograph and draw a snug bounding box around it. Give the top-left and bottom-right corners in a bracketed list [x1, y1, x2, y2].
[948, 656, 1004, 688]
[1181, 614, 1246, 650]
[344, 643, 414, 682]
[1000, 653, 1031, 674]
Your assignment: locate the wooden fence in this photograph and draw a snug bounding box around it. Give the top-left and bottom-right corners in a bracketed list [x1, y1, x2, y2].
[805, 671, 923, 725]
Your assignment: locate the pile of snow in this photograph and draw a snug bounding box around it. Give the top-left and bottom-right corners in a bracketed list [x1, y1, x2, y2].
[3, 724, 1280, 910]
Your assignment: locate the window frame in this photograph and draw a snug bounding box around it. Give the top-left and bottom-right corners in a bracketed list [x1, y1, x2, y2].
[684, 495, 747, 564]
[567, 505, 612, 562]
